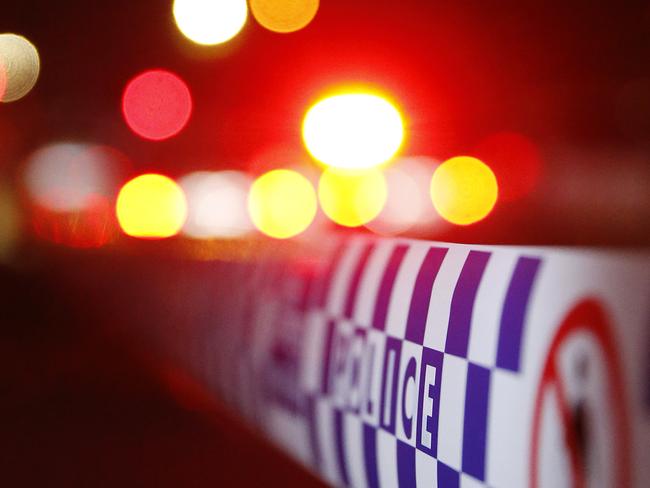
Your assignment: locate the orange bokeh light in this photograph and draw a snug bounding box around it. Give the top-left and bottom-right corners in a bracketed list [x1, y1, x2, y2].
[250, 0, 319, 33]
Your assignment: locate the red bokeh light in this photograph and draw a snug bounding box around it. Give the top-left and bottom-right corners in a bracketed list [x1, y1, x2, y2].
[121, 69, 192, 141]
[30, 194, 116, 248]
[472, 132, 543, 202]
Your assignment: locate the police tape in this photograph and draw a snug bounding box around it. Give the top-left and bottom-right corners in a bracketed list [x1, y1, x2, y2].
[158, 237, 650, 487]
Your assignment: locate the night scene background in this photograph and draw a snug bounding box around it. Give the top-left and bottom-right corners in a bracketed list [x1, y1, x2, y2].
[0, 1, 649, 486]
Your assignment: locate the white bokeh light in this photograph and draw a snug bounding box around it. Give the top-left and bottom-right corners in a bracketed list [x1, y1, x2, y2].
[173, 0, 248, 46]
[23, 143, 116, 212]
[302, 92, 404, 170]
[366, 156, 441, 235]
[0, 33, 40, 103]
[179, 170, 253, 239]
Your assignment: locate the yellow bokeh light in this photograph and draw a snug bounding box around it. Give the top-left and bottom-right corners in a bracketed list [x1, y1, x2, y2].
[116, 174, 187, 239]
[248, 169, 317, 239]
[0, 33, 40, 102]
[302, 92, 404, 170]
[173, 0, 248, 46]
[250, 0, 319, 33]
[430, 156, 498, 226]
[318, 168, 387, 227]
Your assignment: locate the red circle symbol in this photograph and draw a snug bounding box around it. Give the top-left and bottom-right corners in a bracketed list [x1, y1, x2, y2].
[122, 69, 192, 141]
[530, 299, 631, 488]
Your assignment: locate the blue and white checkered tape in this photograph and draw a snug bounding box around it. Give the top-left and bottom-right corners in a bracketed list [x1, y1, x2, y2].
[194, 236, 650, 488]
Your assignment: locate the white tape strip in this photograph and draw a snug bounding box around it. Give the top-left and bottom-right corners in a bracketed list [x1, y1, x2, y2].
[163, 238, 650, 487]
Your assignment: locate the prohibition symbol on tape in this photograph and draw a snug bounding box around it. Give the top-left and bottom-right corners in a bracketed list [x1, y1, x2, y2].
[530, 299, 631, 488]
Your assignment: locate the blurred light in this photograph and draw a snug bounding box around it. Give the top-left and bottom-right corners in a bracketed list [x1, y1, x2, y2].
[366, 156, 439, 235]
[23, 143, 117, 212]
[173, 0, 248, 46]
[31, 195, 115, 248]
[250, 0, 319, 33]
[23, 143, 124, 248]
[0, 33, 39, 102]
[122, 69, 192, 141]
[248, 169, 316, 239]
[430, 156, 498, 226]
[247, 145, 329, 239]
[302, 92, 404, 170]
[179, 170, 253, 239]
[318, 168, 387, 227]
[472, 132, 542, 202]
[0, 184, 21, 260]
[116, 174, 187, 239]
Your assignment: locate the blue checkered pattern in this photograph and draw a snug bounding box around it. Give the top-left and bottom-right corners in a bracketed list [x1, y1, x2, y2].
[193, 236, 544, 487]
[243, 236, 542, 488]
[96, 234, 649, 487]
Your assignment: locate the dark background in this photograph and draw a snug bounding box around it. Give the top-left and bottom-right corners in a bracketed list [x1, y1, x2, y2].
[1, 1, 649, 486]
[0, 254, 326, 486]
